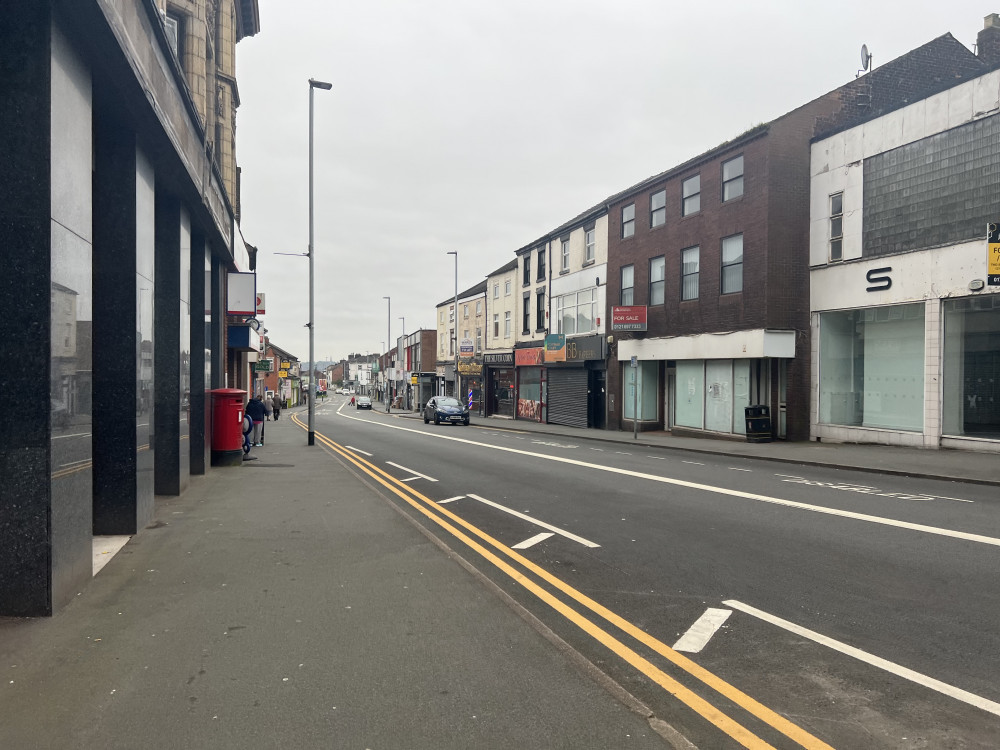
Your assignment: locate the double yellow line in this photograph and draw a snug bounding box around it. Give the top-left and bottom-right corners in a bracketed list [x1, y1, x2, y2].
[298, 416, 832, 750]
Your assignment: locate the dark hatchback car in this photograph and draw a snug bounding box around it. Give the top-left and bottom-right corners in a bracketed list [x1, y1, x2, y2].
[423, 396, 470, 425]
[356, 396, 372, 410]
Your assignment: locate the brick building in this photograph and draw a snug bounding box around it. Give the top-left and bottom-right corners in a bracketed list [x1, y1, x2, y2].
[605, 30, 987, 441]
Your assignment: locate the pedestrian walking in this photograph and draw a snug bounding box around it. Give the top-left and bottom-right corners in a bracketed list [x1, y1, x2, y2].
[264, 395, 273, 421]
[271, 395, 281, 420]
[245, 394, 266, 446]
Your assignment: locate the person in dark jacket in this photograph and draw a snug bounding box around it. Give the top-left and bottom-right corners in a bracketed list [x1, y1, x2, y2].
[245, 395, 266, 446]
[271, 395, 281, 421]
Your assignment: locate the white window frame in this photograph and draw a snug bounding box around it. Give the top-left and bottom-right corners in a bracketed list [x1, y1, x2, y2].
[722, 155, 744, 201]
[621, 204, 635, 238]
[682, 174, 700, 216]
[585, 226, 596, 262]
[561, 238, 570, 271]
[650, 190, 666, 228]
[621, 264, 634, 305]
[829, 192, 843, 262]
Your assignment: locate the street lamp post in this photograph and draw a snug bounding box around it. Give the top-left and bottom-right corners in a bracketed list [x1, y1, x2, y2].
[399, 316, 406, 409]
[383, 296, 391, 410]
[307, 77, 331, 446]
[447, 251, 459, 401]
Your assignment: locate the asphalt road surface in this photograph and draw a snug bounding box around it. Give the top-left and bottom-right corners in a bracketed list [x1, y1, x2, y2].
[308, 395, 1000, 749]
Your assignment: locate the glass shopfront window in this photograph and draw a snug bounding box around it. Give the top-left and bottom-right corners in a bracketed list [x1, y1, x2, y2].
[674, 359, 751, 433]
[942, 295, 1000, 439]
[675, 360, 704, 429]
[819, 303, 925, 431]
[517, 367, 542, 421]
[624, 361, 658, 421]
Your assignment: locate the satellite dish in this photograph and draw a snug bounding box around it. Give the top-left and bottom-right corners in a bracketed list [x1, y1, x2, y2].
[861, 44, 872, 71]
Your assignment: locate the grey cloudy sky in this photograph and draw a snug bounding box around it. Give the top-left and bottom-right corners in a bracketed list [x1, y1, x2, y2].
[235, 1, 991, 363]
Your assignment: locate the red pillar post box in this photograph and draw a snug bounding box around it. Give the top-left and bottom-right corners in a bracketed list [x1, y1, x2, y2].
[209, 388, 247, 466]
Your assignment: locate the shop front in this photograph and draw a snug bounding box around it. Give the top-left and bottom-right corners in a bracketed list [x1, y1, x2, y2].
[484, 352, 514, 417]
[514, 345, 545, 422]
[458, 358, 484, 415]
[545, 334, 607, 429]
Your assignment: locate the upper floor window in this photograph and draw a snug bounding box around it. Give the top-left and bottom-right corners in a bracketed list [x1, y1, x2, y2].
[535, 291, 546, 332]
[463, 304, 469, 318]
[439, 310, 444, 324]
[476, 300, 482, 315]
[829, 192, 843, 262]
[585, 224, 596, 262]
[555, 289, 597, 335]
[722, 155, 744, 201]
[649, 256, 665, 305]
[523, 254, 531, 286]
[682, 174, 700, 216]
[522, 295, 531, 334]
[537, 245, 546, 280]
[493, 313, 499, 338]
[721, 234, 743, 294]
[561, 238, 570, 272]
[504, 311, 512, 338]
[505, 279, 511, 296]
[493, 283, 499, 299]
[620, 264, 634, 305]
[476, 327, 482, 352]
[681, 246, 699, 301]
[621, 204, 635, 238]
[650, 190, 666, 228]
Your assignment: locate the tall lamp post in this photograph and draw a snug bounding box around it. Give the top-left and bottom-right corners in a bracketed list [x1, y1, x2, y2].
[446, 251, 459, 400]
[399, 316, 406, 409]
[383, 296, 391, 410]
[307, 77, 331, 446]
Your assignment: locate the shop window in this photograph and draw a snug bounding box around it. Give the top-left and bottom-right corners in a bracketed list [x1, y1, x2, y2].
[623, 361, 657, 421]
[942, 296, 1000, 438]
[818, 303, 925, 430]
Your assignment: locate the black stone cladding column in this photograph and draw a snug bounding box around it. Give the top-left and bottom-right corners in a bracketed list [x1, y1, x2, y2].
[92, 93, 153, 534]
[154, 191, 185, 495]
[189, 227, 208, 475]
[0, 2, 56, 616]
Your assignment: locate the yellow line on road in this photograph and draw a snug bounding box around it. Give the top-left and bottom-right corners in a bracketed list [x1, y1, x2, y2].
[295, 415, 833, 749]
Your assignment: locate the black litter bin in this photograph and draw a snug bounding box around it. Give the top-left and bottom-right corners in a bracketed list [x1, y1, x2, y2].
[744, 405, 772, 443]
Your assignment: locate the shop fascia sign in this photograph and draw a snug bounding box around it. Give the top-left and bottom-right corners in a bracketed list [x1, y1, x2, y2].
[458, 359, 483, 376]
[611, 305, 647, 331]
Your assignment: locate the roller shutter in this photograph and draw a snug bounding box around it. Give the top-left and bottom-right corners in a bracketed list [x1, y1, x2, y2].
[547, 368, 588, 428]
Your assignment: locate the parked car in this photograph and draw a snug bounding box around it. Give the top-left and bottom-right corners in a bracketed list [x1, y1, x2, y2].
[423, 396, 470, 426]
[356, 396, 372, 410]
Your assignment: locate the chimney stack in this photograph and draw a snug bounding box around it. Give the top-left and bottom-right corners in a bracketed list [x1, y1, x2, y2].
[977, 13, 1000, 67]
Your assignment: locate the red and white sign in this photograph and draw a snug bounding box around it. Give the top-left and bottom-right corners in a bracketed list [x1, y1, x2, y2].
[256, 293, 266, 315]
[611, 305, 647, 331]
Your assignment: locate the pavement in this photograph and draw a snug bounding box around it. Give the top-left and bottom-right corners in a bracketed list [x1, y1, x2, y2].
[0, 410, 679, 750]
[385, 402, 999, 487]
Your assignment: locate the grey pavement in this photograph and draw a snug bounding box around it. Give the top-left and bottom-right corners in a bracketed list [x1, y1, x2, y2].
[0, 413, 675, 750]
[386, 401, 999, 487]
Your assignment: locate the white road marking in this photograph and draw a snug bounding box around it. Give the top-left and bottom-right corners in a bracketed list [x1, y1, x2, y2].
[385, 461, 438, 482]
[512, 532, 555, 549]
[59, 458, 92, 468]
[683, 461, 705, 465]
[52, 432, 91, 440]
[438, 496, 465, 504]
[728, 467, 752, 472]
[648, 456, 666, 460]
[724, 599, 1000, 717]
[334, 412, 1000, 548]
[467, 494, 600, 548]
[673, 608, 733, 653]
[616, 451, 631, 455]
[590, 448, 604, 451]
[345, 446, 373, 456]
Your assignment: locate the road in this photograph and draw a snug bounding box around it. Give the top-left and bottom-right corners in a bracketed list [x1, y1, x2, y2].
[308, 395, 1000, 749]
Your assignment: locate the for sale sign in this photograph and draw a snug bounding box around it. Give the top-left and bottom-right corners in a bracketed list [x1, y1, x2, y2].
[611, 305, 648, 331]
[988, 222, 1000, 286]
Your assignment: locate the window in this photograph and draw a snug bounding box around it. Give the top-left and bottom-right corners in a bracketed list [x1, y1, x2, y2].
[650, 190, 666, 228]
[493, 313, 499, 338]
[449, 329, 454, 356]
[682, 174, 700, 216]
[561, 238, 570, 272]
[681, 246, 699, 300]
[493, 283, 499, 299]
[476, 327, 482, 352]
[585, 224, 596, 262]
[649, 256, 665, 305]
[476, 300, 482, 315]
[556, 289, 597, 335]
[522, 295, 531, 334]
[439, 310, 444, 323]
[537, 246, 546, 280]
[721, 234, 743, 294]
[505, 279, 511, 296]
[504, 311, 511, 338]
[829, 192, 843, 262]
[164, 13, 182, 59]
[449, 305, 454, 323]
[722, 155, 744, 201]
[523, 254, 531, 286]
[536, 291, 545, 331]
[463, 304, 469, 318]
[621, 204, 635, 238]
[620, 264, 634, 305]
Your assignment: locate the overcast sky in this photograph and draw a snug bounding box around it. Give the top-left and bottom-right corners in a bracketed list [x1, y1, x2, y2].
[235, 1, 991, 364]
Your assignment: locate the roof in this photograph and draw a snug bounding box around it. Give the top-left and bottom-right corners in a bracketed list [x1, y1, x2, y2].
[437, 279, 488, 308]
